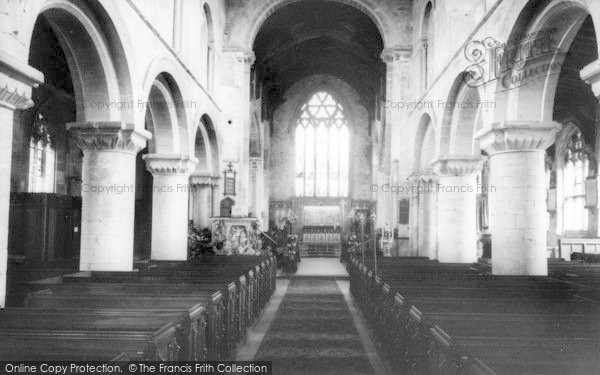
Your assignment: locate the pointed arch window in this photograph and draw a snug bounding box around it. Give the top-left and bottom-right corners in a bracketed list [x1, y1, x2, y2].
[295, 92, 349, 197]
[28, 114, 55, 193]
[563, 129, 589, 232]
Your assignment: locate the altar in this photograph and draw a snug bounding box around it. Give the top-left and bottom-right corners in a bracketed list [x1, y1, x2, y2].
[209, 217, 263, 255]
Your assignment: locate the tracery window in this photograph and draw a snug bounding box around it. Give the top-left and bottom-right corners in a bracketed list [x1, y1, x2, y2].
[563, 129, 589, 232]
[28, 114, 55, 193]
[295, 92, 349, 197]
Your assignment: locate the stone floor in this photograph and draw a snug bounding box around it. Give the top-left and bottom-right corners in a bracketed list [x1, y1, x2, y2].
[294, 258, 349, 277]
[237, 259, 389, 375]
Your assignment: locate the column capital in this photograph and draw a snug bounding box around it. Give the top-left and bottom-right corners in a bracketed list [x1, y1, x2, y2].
[432, 156, 483, 176]
[67, 122, 150, 153]
[580, 59, 600, 99]
[380, 46, 412, 64]
[409, 173, 439, 184]
[475, 121, 561, 155]
[143, 154, 198, 175]
[224, 48, 256, 65]
[0, 51, 44, 110]
[250, 156, 263, 168]
[190, 172, 213, 186]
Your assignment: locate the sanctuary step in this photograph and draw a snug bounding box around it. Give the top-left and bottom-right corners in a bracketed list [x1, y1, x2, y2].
[299, 243, 341, 258]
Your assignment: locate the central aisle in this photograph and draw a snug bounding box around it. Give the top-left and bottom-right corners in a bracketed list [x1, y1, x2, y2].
[254, 277, 376, 374]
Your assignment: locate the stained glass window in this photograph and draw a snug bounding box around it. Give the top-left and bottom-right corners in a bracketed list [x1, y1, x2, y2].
[295, 92, 349, 197]
[563, 129, 589, 232]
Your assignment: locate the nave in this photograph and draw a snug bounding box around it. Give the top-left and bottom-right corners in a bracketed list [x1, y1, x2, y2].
[239, 260, 389, 375]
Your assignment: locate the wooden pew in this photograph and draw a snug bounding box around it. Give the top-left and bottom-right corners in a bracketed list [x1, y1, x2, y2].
[347, 255, 600, 375]
[0, 306, 207, 361]
[0, 325, 178, 361]
[24, 289, 226, 360]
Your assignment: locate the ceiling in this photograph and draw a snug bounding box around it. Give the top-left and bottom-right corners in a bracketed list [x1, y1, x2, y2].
[253, 0, 385, 114]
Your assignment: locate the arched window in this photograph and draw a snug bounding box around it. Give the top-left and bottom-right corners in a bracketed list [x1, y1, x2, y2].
[28, 114, 55, 193]
[295, 92, 349, 197]
[203, 4, 215, 93]
[421, 2, 433, 92]
[563, 129, 589, 232]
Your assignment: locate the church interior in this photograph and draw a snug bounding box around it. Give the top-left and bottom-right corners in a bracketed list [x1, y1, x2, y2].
[1, 0, 600, 373]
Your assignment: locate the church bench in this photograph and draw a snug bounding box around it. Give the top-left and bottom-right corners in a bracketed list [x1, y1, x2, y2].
[0, 306, 208, 361]
[347, 255, 600, 374]
[402, 305, 600, 375]
[75, 271, 254, 344]
[32, 281, 242, 356]
[24, 290, 227, 360]
[418, 325, 600, 375]
[558, 238, 600, 259]
[0, 325, 179, 361]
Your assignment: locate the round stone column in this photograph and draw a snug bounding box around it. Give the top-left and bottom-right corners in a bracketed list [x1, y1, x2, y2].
[432, 157, 482, 263]
[68, 122, 149, 271]
[417, 174, 439, 260]
[144, 154, 196, 261]
[211, 177, 221, 217]
[476, 122, 561, 275]
[190, 174, 212, 229]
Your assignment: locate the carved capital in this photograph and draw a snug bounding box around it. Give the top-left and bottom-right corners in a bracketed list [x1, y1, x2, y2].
[408, 173, 438, 185]
[190, 172, 213, 186]
[226, 49, 256, 65]
[0, 51, 44, 110]
[381, 46, 412, 64]
[143, 154, 198, 175]
[67, 122, 150, 153]
[475, 121, 561, 155]
[250, 157, 262, 169]
[432, 156, 483, 176]
[580, 59, 600, 99]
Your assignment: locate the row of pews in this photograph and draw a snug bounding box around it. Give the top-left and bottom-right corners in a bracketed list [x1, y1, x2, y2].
[347, 256, 600, 375]
[1, 255, 276, 362]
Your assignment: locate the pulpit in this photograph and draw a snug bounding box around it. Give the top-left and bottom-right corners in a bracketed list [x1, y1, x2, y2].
[210, 217, 263, 255]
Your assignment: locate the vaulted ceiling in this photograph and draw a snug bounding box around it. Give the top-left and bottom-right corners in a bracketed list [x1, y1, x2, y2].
[253, 0, 385, 114]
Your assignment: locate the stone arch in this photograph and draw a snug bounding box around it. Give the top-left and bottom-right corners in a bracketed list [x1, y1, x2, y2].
[440, 74, 484, 156]
[412, 113, 437, 174]
[419, 1, 434, 90]
[498, 0, 598, 122]
[201, 114, 220, 176]
[24, 0, 134, 123]
[144, 74, 188, 155]
[227, 0, 393, 50]
[202, 3, 215, 91]
[193, 125, 210, 172]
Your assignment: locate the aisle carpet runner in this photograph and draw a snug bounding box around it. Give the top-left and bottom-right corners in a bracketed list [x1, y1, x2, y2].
[254, 277, 375, 374]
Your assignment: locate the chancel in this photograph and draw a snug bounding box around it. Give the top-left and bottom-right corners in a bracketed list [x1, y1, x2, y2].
[1, 0, 600, 374]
